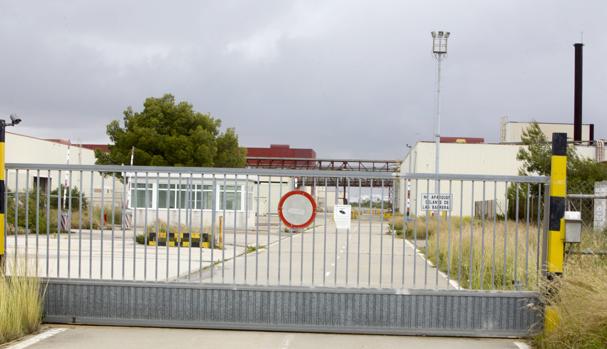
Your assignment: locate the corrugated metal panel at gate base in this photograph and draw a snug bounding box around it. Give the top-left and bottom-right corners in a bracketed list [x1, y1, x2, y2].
[43, 280, 542, 337]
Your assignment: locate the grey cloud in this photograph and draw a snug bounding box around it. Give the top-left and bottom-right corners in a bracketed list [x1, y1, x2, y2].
[0, 0, 605, 159]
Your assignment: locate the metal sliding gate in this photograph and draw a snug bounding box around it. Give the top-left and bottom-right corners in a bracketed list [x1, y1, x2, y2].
[4, 163, 548, 337]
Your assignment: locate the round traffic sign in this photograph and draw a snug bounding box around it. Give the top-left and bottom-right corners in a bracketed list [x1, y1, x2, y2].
[277, 190, 317, 229]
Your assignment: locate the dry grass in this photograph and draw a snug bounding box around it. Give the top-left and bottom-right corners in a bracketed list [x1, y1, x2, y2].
[398, 215, 540, 290]
[533, 232, 607, 349]
[0, 263, 44, 344]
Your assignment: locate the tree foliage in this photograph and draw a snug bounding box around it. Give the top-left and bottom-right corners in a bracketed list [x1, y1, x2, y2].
[516, 121, 607, 192]
[96, 94, 246, 168]
[507, 122, 607, 220]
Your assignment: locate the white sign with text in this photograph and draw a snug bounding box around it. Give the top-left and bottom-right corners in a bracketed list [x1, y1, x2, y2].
[422, 193, 452, 211]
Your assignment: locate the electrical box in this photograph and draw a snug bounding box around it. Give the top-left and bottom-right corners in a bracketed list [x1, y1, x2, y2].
[564, 211, 582, 243]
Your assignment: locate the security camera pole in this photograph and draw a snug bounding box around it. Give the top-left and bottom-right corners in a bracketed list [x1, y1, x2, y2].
[0, 114, 21, 270]
[431, 31, 450, 214]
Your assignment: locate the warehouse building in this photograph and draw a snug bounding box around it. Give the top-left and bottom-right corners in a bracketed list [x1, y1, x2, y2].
[399, 120, 604, 217]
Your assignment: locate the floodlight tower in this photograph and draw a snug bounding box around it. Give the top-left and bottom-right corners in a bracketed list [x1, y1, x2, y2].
[431, 31, 450, 200]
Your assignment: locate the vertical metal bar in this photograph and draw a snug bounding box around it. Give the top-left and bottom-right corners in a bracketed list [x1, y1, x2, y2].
[266, 175, 271, 285]
[143, 172, 149, 281]
[356, 178, 361, 287]
[480, 180, 486, 290]
[514, 183, 520, 288]
[187, 174, 193, 282]
[255, 176, 260, 284]
[379, 179, 385, 287]
[36, 171, 40, 276]
[413, 178, 420, 287]
[289, 177, 294, 286]
[78, 170, 83, 279]
[345, 178, 351, 286]
[390, 178, 396, 288]
[402, 177, 408, 287]
[491, 181, 497, 289]
[13, 169, 18, 268]
[46, 170, 51, 277]
[277, 176, 283, 285]
[111, 174, 116, 279]
[55, 170, 60, 277]
[446, 180, 453, 288]
[88, 171, 93, 279]
[177, 173, 182, 280]
[221, 174, 227, 283]
[333, 177, 338, 285]
[130, 175, 135, 280]
[311, 177, 317, 286]
[536, 183, 543, 285]
[525, 183, 531, 288]
[299, 177, 304, 286]
[323, 177, 328, 286]
[435, 178, 441, 288]
[244, 174, 249, 284]
[67, 169, 72, 278]
[198, 172, 204, 282]
[232, 175, 238, 285]
[503, 181, 509, 288]
[210, 175, 217, 282]
[155, 172, 160, 281]
[457, 180, 463, 289]
[424, 179, 429, 287]
[100, 173, 106, 279]
[368, 180, 373, 287]
[165, 174, 171, 282]
[468, 180, 475, 289]
[122, 170, 128, 280]
[24, 170, 30, 275]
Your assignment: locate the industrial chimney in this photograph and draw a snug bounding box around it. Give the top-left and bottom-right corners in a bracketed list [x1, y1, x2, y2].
[573, 43, 583, 143]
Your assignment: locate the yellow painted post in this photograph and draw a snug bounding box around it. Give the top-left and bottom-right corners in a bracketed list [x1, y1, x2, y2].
[545, 132, 567, 333]
[0, 122, 5, 271]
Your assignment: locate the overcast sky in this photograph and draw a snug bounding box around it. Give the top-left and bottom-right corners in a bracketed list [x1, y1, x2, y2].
[0, 0, 605, 159]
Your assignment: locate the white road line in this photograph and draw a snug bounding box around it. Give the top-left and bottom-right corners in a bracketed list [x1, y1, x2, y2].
[7, 328, 67, 349]
[280, 334, 294, 349]
[404, 239, 461, 289]
[513, 341, 531, 349]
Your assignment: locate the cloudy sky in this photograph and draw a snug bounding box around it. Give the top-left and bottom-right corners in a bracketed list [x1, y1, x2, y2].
[0, 0, 605, 159]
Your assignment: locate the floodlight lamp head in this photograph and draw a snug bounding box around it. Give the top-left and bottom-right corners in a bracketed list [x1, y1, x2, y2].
[431, 30, 450, 55]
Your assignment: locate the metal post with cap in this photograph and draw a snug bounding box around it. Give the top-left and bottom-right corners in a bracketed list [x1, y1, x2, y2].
[431, 30, 450, 215]
[0, 114, 22, 271]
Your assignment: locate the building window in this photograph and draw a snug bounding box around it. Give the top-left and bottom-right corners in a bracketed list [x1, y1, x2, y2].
[131, 183, 153, 208]
[220, 185, 242, 210]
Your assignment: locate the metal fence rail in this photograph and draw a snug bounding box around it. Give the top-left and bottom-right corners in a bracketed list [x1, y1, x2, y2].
[5, 163, 548, 292]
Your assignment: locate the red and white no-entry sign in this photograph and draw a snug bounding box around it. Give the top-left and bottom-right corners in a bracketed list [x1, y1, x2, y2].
[277, 190, 317, 229]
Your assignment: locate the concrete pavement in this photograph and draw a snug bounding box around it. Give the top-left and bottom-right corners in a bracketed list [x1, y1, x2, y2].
[15, 326, 529, 349]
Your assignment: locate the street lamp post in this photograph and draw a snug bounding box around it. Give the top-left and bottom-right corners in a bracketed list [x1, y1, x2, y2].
[0, 114, 21, 270]
[431, 31, 450, 213]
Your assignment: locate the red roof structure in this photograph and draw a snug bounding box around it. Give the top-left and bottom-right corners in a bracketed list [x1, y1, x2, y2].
[246, 144, 316, 169]
[440, 137, 484, 144]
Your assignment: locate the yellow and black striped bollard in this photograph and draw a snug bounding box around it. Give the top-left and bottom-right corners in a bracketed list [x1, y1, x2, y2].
[545, 132, 567, 333]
